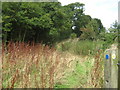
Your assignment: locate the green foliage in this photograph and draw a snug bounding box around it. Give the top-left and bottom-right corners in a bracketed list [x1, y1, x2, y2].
[2, 2, 106, 45]
[79, 18, 105, 40]
[61, 42, 72, 51]
[80, 28, 95, 40]
[49, 28, 60, 42]
[70, 33, 77, 39]
[101, 33, 115, 50]
[99, 21, 119, 50]
[2, 2, 73, 44]
[56, 40, 104, 56]
[74, 40, 95, 55]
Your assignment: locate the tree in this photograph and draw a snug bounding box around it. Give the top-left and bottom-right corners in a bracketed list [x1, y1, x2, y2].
[2, 2, 105, 45]
[2, 2, 72, 44]
[63, 2, 85, 37]
[79, 18, 105, 40]
[107, 21, 118, 42]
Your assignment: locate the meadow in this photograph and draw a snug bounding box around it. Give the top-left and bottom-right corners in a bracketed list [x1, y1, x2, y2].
[2, 40, 104, 88]
[1, 2, 118, 89]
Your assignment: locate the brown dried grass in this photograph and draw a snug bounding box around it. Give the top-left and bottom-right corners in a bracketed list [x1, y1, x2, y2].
[90, 49, 104, 88]
[2, 42, 66, 88]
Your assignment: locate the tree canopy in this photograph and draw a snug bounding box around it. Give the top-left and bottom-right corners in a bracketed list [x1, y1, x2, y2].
[2, 2, 106, 45]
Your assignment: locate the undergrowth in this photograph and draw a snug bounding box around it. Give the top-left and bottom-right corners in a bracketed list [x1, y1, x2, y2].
[56, 39, 105, 56]
[2, 41, 104, 88]
[2, 42, 66, 88]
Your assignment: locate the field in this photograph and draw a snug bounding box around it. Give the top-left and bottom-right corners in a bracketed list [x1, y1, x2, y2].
[1, 1, 118, 89]
[2, 40, 104, 88]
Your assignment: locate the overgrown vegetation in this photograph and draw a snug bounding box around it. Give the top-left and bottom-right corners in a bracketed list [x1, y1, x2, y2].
[56, 39, 105, 56]
[2, 41, 104, 88]
[2, 41, 105, 88]
[2, 42, 66, 88]
[1, 1, 118, 88]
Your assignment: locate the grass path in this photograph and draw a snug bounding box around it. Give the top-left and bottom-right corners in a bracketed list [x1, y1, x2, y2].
[54, 51, 96, 88]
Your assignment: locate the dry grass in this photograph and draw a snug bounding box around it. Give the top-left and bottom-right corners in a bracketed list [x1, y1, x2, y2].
[89, 49, 104, 88]
[2, 42, 66, 88]
[2, 41, 105, 88]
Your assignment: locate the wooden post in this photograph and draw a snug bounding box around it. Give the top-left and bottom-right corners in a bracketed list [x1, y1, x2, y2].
[118, 30, 120, 90]
[118, 1, 120, 90]
[118, 47, 120, 90]
[104, 49, 111, 88]
[110, 48, 118, 88]
[104, 45, 118, 88]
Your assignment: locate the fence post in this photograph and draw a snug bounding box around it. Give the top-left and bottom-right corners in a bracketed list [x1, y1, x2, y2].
[118, 25, 120, 90]
[110, 48, 118, 88]
[104, 49, 111, 88]
[118, 47, 120, 90]
[104, 46, 118, 88]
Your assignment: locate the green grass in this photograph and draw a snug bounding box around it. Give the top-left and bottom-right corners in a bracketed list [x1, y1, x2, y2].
[56, 39, 105, 56]
[74, 40, 95, 55]
[54, 58, 94, 88]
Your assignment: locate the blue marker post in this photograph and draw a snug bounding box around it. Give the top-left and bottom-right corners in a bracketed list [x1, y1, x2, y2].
[106, 54, 109, 60]
[104, 49, 111, 88]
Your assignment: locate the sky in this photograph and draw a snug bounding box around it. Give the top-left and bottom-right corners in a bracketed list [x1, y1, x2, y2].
[58, 0, 119, 29]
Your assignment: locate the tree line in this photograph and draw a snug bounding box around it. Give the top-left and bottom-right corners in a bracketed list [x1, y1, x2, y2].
[2, 2, 114, 45]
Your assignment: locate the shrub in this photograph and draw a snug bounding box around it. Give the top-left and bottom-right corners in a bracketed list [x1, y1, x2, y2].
[70, 33, 77, 39]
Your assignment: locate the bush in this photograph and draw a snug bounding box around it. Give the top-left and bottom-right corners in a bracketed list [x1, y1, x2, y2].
[70, 33, 77, 39]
